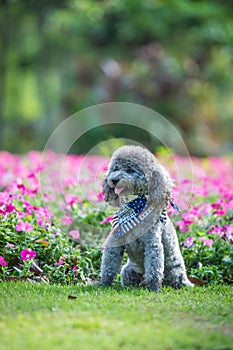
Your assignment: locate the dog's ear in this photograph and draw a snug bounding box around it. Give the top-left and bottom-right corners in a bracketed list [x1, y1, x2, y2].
[102, 176, 119, 207]
[148, 167, 173, 210]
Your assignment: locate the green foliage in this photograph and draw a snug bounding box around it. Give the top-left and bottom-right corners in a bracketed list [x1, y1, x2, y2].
[0, 152, 232, 285]
[182, 235, 233, 284]
[177, 203, 233, 284]
[1, 1, 233, 153]
[0, 209, 101, 284]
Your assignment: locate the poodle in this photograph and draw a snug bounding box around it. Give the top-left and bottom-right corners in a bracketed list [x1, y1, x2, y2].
[100, 145, 193, 292]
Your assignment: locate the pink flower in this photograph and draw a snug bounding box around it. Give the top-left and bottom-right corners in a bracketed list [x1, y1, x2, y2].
[221, 225, 233, 244]
[194, 187, 209, 196]
[226, 225, 233, 235]
[5, 243, 15, 249]
[69, 230, 80, 240]
[17, 183, 27, 195]
[181, 236, 194, 248]
[65, 194, 79, 206]
[16, 222, 24, 231]
[35, 206, 53, 224]
[27, 173, 39, 194]
[215, 210, 225, 215]
[209, 225, 224, 235]
[100, 215, 113, 225]
[0, 255, 8, 266]
[183, 219, 193, 226]
[16, 222, 34, 232]
[200, 204, 212, 216]
[0, 192, 9, 206]
[58, 256, 66, 266]
[101, 164, 109, 172]
[5, 204, 16, 213]
[175, 220, 191, 232]
[58, 258, 63, 266]
[37, 219, 44, 226]
[198, 238, 213, 247]
[72, 265, 79, 277]
[20, 249, 36, 261]
[97, 192, 104, 202]
[211, 203, 221, 210]
[61, 212, 73, 225]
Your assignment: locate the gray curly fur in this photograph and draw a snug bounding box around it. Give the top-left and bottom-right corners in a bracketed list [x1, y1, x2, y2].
[100, 145, 193, 292]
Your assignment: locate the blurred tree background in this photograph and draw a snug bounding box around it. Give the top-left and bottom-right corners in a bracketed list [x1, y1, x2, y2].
[0, 0, 233, 155]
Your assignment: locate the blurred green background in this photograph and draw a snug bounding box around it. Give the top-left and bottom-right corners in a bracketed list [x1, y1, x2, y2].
[0, 0, 233, 155]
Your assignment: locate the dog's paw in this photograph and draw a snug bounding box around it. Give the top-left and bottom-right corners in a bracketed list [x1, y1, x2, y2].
[142, 279, 162, 292]
[165, 274, 194, 289]
[85, 279, 102, 286]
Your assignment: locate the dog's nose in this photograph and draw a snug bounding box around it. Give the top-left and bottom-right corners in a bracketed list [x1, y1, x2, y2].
[111, 177, 119, 186]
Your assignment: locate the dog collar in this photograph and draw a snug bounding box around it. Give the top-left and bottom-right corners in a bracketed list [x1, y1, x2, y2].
[110, 196, 181, 240]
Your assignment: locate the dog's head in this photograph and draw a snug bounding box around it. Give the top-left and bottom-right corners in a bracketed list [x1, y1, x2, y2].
[106, 157, 147, 197]
[102, 145, 173, 208]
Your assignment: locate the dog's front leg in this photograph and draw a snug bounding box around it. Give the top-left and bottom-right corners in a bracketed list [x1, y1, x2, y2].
[100, 246, 124, 286]
[162, 219, 193, 288]
[143, 226, 164, 292]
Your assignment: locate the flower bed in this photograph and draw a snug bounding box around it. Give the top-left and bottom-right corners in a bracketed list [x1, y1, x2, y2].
[0, 150, 232, 284]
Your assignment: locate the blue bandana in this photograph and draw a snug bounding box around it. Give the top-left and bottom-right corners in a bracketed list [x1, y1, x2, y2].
[111, 195, 181, 240]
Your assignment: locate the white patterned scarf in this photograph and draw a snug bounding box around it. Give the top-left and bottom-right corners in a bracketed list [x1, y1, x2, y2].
[110, 195, 181, 240]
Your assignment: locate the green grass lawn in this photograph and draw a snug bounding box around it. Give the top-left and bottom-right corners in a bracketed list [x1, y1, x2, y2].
[0, 283, 232, 350]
